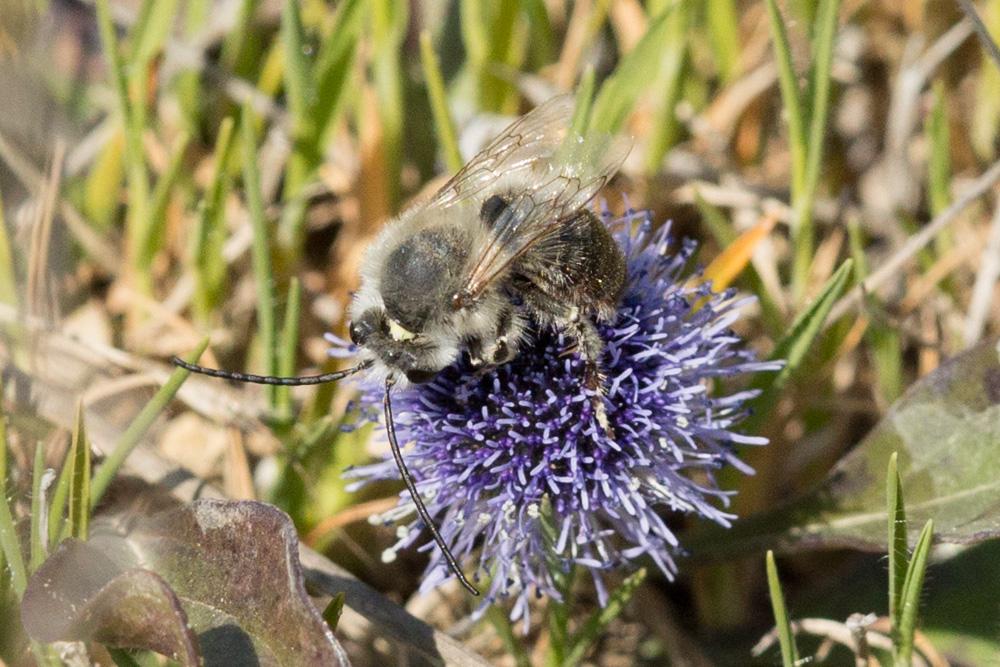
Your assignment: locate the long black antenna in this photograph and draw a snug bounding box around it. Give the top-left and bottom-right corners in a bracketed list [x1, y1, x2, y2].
[171, 357, 372, 385]
[383, 377, 480, 596]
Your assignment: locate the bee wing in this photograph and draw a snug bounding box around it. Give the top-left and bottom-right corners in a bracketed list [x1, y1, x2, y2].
[427, 95, 577, 210]
[436, 97, 630, 304]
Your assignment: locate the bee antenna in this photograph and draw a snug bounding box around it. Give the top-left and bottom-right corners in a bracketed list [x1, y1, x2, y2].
[171, 357, 373, 385]
[383, 377, 480, 596]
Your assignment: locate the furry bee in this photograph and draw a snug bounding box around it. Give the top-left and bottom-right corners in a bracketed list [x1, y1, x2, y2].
[174, 96, 630, 595]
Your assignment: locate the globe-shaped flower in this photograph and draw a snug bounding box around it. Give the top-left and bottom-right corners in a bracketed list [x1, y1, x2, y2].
[340, 210, 780, 623]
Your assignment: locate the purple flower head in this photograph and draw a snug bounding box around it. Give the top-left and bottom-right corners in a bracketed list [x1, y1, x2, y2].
[340, 210, 780, 624]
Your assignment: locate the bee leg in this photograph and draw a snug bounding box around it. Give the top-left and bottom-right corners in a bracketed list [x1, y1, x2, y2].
[566, 317, 613, 436]
[467, 307, 519, 371]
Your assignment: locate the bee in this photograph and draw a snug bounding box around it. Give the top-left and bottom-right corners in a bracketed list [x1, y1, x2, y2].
[174, 96, 630, 596]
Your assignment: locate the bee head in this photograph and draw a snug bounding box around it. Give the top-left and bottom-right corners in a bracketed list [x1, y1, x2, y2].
[348, 307, 452, 384]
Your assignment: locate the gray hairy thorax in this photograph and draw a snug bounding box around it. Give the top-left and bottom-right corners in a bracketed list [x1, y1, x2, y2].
[380, 225, 470, 332]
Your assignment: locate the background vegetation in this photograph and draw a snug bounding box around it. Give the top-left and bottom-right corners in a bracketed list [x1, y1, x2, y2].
[1, 0, 999, 664]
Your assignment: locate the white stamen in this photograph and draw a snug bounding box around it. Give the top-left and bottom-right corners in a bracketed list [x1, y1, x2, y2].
[381, 548, 398, 563]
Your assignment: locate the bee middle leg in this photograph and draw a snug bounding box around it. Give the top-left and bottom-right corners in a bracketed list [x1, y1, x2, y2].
[564, 317, 614, 436]
[467, 306, 519, 371]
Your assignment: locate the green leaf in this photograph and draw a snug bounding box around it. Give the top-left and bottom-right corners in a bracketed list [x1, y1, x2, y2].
[322, 592, 345, 632]
[886, 452, 908, 631]
[22, 492, 348, 665]
[590, 5, 678, 134]
[765, 551, 799, 667]
[564, 568, 647, 666]
[686, 338, 1000, 559]
[742, 259, 853, 430]
[894, 520, 934, 666]
[67, 403, 92, 541]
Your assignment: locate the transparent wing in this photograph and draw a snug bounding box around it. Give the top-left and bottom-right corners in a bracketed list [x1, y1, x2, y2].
[437, 97, 630, 305]
[427, 95, 577, 210]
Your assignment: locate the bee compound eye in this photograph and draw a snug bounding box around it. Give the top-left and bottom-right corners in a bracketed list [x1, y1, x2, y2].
[349, 314, 380, 344]
[404, 368, 437, 384]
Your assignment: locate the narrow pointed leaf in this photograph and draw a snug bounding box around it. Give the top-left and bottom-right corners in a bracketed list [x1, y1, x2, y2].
[766, 551, 799, 666]
[564, 568, 647, 666]
[886, 452, 908, 630]
[68, 403, 92, 540]
[895, 520, 934, 665]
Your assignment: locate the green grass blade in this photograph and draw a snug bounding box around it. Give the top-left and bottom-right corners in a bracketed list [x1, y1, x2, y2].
[220, 0, 261, 73]
[90, 339, 209, 508]
[47, 442, 73, 547]
[192, 117, 236, 323]
[765, 551, 799, 667]
[756, 258, 853, 394]
[281, 0, 315, 148]
[274, 277, 302, 426]
[894, 519, 934, 666]
[95, 0, 150, 277]
[763, 0, 806, 198]
[106, 648, 143, 667]
[371, 0, 407, 212]
[846, 215, 869, 280]
[486, 606, 531, 667]
[276, 0, 320, 262]
[140, 132, 190, 266]
[0, 396, 27, 597]
[927, 80, 953, 217]
[564, 568, 647, 666]
[802, 0, 839, 197]
[792, 0, 840, 298]
[590, 5, 677, 134]
[312, 0, 363, 144]
[241, 109, 280, 409]
[322, 592, 346, 632]
[522, 0, 556, 67]
[29, 442, 47, 571]
[643, 3, 690, 173]
[481, 0, 520, 111]
[0, 187, 16, 308]
[705, 0, 741, 82]
[420, 30, 463, 173]
[886, 452, 908, 631]
[129, 0, 179, 65]
[67, 402, 91, 541]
